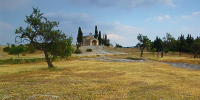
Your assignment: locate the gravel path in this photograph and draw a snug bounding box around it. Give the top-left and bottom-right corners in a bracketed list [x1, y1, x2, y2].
[81, 56, 200, 70]
[164, 62, 200, 70]
[78, 46, 126, 56]
[77, 46, 200, 70]
[80, 56, 144, 62]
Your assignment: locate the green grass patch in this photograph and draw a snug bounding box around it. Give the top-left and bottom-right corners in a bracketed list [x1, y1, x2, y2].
[0, 58, 45, 65]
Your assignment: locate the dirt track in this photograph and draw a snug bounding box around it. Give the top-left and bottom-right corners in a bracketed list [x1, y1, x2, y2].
[77, 46, 200, 70]
[77, 46, 126, 56]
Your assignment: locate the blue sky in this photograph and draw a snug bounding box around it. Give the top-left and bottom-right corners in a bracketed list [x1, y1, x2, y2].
[0, 0, 200, 46]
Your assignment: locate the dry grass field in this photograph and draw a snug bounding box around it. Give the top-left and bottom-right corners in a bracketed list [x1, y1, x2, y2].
[0, 46, 200, 99]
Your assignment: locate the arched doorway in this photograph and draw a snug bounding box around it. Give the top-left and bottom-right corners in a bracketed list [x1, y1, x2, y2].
[92, 40, 97, 45]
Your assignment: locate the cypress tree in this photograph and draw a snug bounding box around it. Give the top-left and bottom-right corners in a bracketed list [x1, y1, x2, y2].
[77, 27, 83, 45]
[98, 31, 102, 45]
[94, 25, 98, 39]
[105, 34, 107, 46]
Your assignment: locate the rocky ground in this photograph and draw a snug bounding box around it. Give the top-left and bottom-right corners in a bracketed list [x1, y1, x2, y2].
[78, 46, 126, 56]
[164, 62, 200, 70]
[81, 56, 200, 70]
[76, 46, 200, 70]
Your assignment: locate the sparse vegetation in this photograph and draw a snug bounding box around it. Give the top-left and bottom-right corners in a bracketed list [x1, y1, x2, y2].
[115, 44, 122, 48]
[86, 48, 92, 52]
[0, 60, 200, 99]
[164, 49, 169, 54]
[74, 44, 82, 54]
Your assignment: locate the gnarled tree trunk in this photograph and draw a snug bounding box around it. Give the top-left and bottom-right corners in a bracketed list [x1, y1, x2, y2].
[44, 51, 54, 68]
[140, 48, 144, 57]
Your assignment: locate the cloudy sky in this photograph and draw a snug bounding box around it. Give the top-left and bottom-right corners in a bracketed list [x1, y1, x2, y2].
[0, 0, 200, 46]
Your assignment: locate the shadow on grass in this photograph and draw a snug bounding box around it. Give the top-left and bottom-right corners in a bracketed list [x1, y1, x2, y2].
[40, 66, 63, 72]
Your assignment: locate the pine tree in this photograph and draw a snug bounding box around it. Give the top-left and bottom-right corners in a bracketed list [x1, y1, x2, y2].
[177, 34, 187, 56]
[186, 34, 194, 52]
[152, 36, 164, 57]
[94, 25, 98, 39]
[191, 37, 200, 58]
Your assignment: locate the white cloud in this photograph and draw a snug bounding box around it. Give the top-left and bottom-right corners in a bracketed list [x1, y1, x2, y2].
[0, 0, 32, 11]
[44, 11, 145, 46]
[181, 11, 200, 21]
[181, 27, 194, 32]
[158, 0, 175, 7]
[107, 34, 126, 45]
[123, 0, 175, 9]
[0, 21, 15, 31]
[100, 21, 146, 46]
[45, 11, 94, 25]
[192, 11, 200, 16]
[155, 15, 171, 21]
[181, 15, 194, 20]
[67, 0, 175, 10]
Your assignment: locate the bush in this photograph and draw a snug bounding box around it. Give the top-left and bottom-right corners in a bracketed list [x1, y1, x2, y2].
[151, 48, 157, 52]
[86, 48, 92, 52]
[25, 59, 30, 63]
[30, 59, 36, 63]
[3, 46, 11, 52]
[13, 59, 22, 64]
[164, 49, 169, 54]
[115, 44, 122, 48]
[0, 59, 2, 65]
[74, 49, 82, 54]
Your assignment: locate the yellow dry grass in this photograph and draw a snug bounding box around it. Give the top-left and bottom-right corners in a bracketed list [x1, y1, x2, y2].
[1, 60, 200, 99]
[0, 46, 44, 59]
[105, 47, 200, 65]
[1, 46, 200, 99]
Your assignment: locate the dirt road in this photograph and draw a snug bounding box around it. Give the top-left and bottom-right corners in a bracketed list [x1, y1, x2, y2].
[76, 46, 126, 56]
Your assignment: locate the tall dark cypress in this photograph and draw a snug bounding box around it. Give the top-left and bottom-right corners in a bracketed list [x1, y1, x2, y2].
[104, 34, 110, 46]
[77, 27, 83, 45]
[98, 31, 102, 45]
[94, 25, 98, 39]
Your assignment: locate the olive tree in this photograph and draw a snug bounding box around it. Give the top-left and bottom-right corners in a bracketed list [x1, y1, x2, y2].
[15, 7, 73, 68]
[136, 33, 151, 57]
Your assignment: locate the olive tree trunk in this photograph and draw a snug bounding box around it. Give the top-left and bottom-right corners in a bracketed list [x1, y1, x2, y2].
[44, 51, 54, 68]
[140, 48, 144, 57]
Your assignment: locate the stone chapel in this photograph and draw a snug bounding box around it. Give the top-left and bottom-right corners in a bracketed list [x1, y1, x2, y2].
[82, 33, 99, 46]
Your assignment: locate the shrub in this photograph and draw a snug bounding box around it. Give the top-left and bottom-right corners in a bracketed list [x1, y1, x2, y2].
[151, 48, 157, 56]
[164, 49, 169, 54]
[151, 48, 157, 52]
[74, 49, 82, 54]
[0, 59, 2, 65]
[9, 57, 13, 62]
[25, 59, 30, 63]
[13, 59, 22, 64]
[3, 46, 11, 52]
[115, 44, 122, 48]
[86, 48, 92, 52]
[30, 59, 36, 63]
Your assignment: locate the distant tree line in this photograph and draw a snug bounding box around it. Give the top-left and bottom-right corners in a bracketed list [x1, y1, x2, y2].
[3, 43, 36, 57]
[77, 25, 110, 46]
[137, 33, 200, 58]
